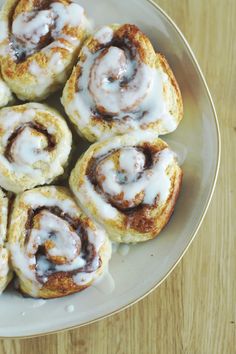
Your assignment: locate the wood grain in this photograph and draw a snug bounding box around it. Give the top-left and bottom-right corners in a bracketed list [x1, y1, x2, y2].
[0, 0, 235, 353]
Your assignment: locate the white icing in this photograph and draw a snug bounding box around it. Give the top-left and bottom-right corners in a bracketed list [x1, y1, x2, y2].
[1, 109, 35, 135]
[73, 272, 93, 286]
[0, 78, 12, 107]
[99, 160, 121, 195]
[92, 267, 115, 294]
[51, 2, 84, 36]
[112, 242, 131, 256]
[2, 2, 87, 100]
[31, 299, 46, 308]
[64, 29, 177, 138]
[112, 242, 119, 254]
[118, 244, 130, 256]
[88, 46, 154, 115]
[47, 52, 64, 74]
[24, 191, 78, 217]
[65, 304, 75, 313]
[0, 105, 72, 193]
[55, 256, 86, 272]
[10, 127, 49, 165]
[96, 145, 174, 205]
[94, 26, 113, 44]
[87, 226, 106, 251]
[119, 148, 145, 182]
[12, 10, 53, 45]
[28, 61, 43, 76]
[12, 2, 84, 45]
[143, 149, 174, 204]
[10, 244, 38, 284]
[11, 187, 109, 290]
[127, 149, 174, 204]
[30, 211, 81, 263]
[74, 177, 119, 219]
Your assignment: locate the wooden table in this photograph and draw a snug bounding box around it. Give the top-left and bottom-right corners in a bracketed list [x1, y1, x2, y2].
[0, 0, 235, 353]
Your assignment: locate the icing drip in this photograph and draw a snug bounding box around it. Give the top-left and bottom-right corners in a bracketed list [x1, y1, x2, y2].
[12, 10, 54, 45]
[94, 26, 113, 45]
[50, 2, 84, 36]
[0, 78, 12, 107]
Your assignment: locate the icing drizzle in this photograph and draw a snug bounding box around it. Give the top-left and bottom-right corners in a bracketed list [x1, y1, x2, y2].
[10, 1, 85, 62]
[10, 188, 106, 290]
[87, 146, 175, 212]
[64, 24, 178, 140]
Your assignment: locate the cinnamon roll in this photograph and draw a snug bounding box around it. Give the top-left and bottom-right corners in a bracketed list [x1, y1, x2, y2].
[0, 73, 13, 107]
[0, 189, 12, 293]
[0, 0, 89, 101]
[70, 131, 183, 243]
[62, 24, 183, 142]
[0, 103, 72, 193]
[8, 186, 111, 298]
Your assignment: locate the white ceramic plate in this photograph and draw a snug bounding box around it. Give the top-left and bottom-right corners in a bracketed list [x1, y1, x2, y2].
[0, 0, 220, 338]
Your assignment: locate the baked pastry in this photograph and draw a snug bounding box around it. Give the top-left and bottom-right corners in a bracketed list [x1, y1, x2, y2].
[8, 186, 111, 298]
[70, 131, 183, 243]
[0, 0, 89, 101]
[0, 102, 72, 193]
[0, 189, 12, 293]
[0, 73, 13, 107]
[62, 24, 183, 142]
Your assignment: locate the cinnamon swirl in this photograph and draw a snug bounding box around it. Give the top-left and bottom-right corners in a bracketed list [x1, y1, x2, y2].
[62, 24, 183, 142]
[8, 186, 111, 298]
[0, 0, 89, 101]
[0, 103, 72, 193]
[70, 131, 183, 243]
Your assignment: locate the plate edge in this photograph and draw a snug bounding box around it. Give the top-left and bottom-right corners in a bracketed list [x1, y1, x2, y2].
[0, 0, 221, 339]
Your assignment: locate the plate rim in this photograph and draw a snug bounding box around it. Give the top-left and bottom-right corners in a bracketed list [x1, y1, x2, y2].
[0, 0, 221, 339]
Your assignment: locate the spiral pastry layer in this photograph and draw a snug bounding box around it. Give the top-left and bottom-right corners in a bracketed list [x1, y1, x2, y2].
[8, 186, 111, 298]
[62, 24, 183, 142]
[0, 0, 89, 101]
[0, 103, 72, 193]
[0, 189, 12, 293]
[70, 131, 183, 243]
